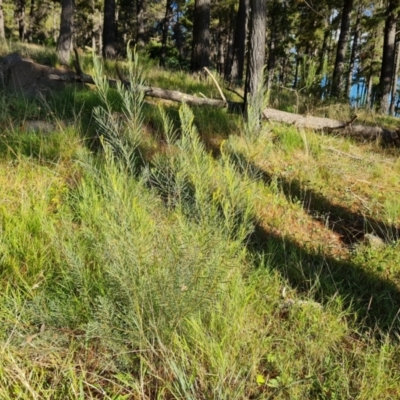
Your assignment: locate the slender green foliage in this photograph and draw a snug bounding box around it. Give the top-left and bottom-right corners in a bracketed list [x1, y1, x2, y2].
[0, 46, 399, 399]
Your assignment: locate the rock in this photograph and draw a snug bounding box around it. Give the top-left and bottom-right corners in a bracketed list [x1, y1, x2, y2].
[364, 233, 385, 249]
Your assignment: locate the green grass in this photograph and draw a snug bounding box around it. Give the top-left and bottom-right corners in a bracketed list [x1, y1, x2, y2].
[0, 44, 399, 398]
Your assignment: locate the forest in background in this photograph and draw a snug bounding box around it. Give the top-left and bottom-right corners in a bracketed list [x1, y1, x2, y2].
[3, 0, 400, 116]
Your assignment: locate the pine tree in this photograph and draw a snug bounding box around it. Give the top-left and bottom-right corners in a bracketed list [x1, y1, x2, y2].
[160, 0, 173, 67]
[103, 0, 116, 58]
[191, 0, 210, 73]
[228, 0, 249, 84]
[0, 0, 5, 40]
[137, 0, 145, 47]
[57, 0, 75, 64]
[244, 0, 266, 103]
[15, 0, 26, 40]
[331, 0, 354, 98]
[378, 0, 400, 113]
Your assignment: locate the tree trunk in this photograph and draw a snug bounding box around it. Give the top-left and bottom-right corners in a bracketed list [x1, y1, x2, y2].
[98, 8, 103, 52]
[103, 0, 116, 59]
[280, 55, 287, 86]
[244, 0, 266, 119]
[0, 0, 5, 40]
[378, 0, 399, 114]
[173, 2, 183, 57]
[316, 19, 329, 77]
[361, 78, 367, 107]
[160, 0, 173, 68]
[57, 0, 75, 65]
[316, 22, 330, 99]
[331, 0, 353, 98]
[367, 72, 374, 109]
[217, 30, 225, 75]
[356, 70, 361, 107]
[293, 56, 300, 89]
[396, 96, 400, 116]
[15, 0, 26, 41]
[90, 0, 96, 52]
[266, 31, 276, 91]
[223, 4, 235, 79]
[52, 3, 57, 44]
[324, 27, 336, 96]
[389, 39, 400, 115]
[28, 0, 36, 43]
[137, 0, 145, 47]
[229, 0, 249, 84]
[345, 8, 361, 101]
[191, 0, 210, 73]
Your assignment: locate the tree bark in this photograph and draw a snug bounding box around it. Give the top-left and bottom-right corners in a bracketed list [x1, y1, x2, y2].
[103, 0, 117, 59]
[136, 0, 145, 47]
[160, 0, 173, 68]
[345, 8, 361, 101]
[223, 4, 235, 79]
[266, 30, 276, 91]
[390, 39, 400, 115]
[217, 29, 225, 75]
[228, 0, 249, 84]
[173, 2, 183, 57]
[27, 0, 35, 42]
[293, 56, 300, 89]
[52, 3, 57, 44]
[316, 19, 329, 77]
[378, 0, 399, 114]
[244, 0, 266, 106]
[15, 0, 26, 41]
[90, 0, 96, 52]
[0, 0, 5, 40]
[191, 0, 210, 73]
[331, 0, 353, 98]
[57, 0, 75, 65]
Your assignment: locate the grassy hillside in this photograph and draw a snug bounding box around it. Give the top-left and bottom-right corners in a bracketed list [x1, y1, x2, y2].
[0, 44, 400, 399]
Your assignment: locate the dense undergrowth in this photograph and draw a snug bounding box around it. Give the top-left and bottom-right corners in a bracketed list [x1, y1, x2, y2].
[0, 43, 400, 399]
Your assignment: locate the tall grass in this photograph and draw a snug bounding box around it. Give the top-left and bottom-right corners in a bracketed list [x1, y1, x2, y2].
[0, 47, 399, 398]
[0, 50, 262, 397]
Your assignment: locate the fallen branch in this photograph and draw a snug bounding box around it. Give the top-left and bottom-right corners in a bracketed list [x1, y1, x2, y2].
[321, 146, 364, 161]
[225, 86, 245, 100]
[203, 67, 226, 102]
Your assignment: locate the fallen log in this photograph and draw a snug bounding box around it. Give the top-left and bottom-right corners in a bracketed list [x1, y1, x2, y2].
[1, 52, 399, 146]
[71, 51, 400, 146]
[261, 107, 400, 146]
[51, 70, 231, 107]
[52, 72, 234, 108]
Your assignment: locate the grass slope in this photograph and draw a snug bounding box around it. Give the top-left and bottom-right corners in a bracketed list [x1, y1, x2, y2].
[0, 43, 399, 399]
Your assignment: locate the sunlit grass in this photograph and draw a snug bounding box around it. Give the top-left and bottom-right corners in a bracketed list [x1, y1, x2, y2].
[0, 46, 399, 398]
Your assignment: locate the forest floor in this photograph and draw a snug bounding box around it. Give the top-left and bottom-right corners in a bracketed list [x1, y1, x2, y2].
[0, 43, 400, 399]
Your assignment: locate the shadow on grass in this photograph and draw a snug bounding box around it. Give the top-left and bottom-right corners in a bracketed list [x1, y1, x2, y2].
[45, 86, 237, 158]
[228, 151, 399, 245]
[220, 149, 400, 336]
[36, 87, 400, 335]
[248, 222, 400, 337]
